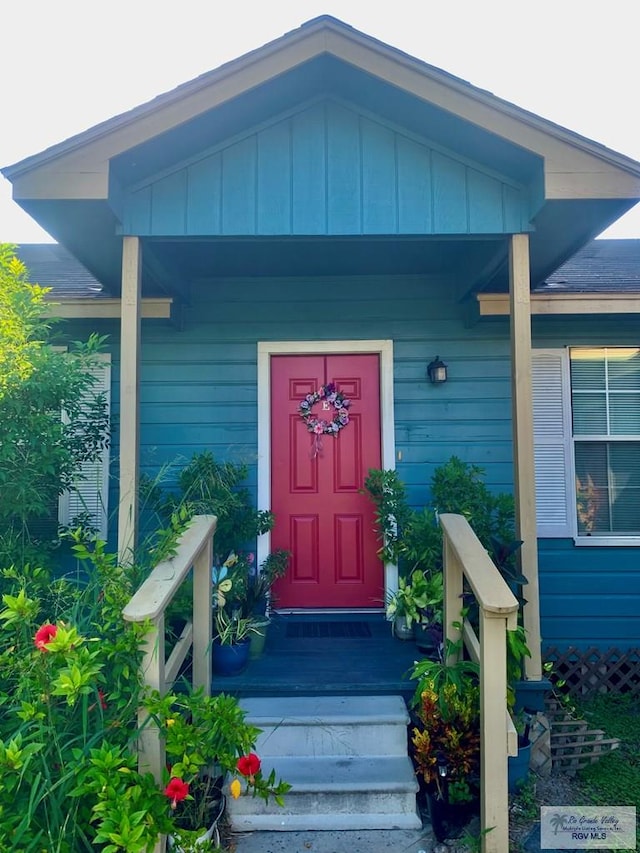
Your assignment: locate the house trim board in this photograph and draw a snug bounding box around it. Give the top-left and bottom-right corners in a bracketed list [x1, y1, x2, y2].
[257, 339, 396, 606]
[477, 292, 640, 316]
[45, 297, 173, 320]
[118, 237, 142, 564]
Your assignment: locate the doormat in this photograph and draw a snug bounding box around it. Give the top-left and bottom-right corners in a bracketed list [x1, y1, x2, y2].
[285, 621, 372, 639]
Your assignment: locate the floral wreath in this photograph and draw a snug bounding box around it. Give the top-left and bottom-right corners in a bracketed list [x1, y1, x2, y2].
[298, 382, 351, 437]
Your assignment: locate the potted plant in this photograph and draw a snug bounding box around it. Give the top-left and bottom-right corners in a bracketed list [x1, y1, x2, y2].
[363, 470, 443, 643]
[145, 689, 290, 851]
[240, 549, 290, 658]
[413, 570, 444, 654]
[212, 548, 290, 661]
[385, 570, 428, 639]
[408, 640, 481, 842]
[211, 607, 255, 676]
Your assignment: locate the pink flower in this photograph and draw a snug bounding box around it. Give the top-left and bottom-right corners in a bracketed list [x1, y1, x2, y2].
[34, 623, 57, 651]
[164, 777, 189, 808]
[313, 423, 324, 434]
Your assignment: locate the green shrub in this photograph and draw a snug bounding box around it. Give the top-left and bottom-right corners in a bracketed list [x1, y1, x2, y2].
[0, 532, 289, 851]
[141, 450, 274, 567]
[0, 244, 110, 564]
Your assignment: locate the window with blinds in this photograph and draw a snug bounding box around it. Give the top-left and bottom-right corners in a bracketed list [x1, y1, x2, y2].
[58, 352, 111, 540]
[571, 348, 640, 537]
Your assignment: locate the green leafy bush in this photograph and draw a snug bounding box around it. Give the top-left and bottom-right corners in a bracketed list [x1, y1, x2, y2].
[0, 244, 110, 564]
[0, 533, 288, 851]
[142, 451, 274, 566]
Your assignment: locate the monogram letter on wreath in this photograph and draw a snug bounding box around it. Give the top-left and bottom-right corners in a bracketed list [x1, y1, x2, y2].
[298, 383, 351, 458]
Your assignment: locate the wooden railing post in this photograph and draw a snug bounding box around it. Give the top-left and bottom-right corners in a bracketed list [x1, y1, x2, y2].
[122, 516, 217, 853]
[136, 616, 166, 789]
[192, 531, 213, 695]
[479, 611, 510, 853]
[439, 514, 519, 853]
[443, 532, 463, 664]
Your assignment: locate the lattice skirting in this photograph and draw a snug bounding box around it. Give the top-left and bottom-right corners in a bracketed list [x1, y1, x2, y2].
[544, 646, 640, 697]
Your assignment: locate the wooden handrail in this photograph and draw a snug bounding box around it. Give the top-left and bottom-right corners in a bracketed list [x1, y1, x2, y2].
[439, 513, 520, 619]
[439, 513, 519, 853]
[122, 514, 216, 853]
[123, 516, 217, 621]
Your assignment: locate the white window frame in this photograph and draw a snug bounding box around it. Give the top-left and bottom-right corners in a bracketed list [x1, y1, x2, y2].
[570, 346, 640, 546]
[533, 347, 640, 546]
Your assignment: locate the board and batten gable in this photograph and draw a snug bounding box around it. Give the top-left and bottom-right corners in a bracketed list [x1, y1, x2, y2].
[530, 317, 640, 652]
[121, 99, 532, 237]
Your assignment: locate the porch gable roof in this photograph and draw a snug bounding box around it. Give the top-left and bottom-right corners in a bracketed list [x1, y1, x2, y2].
[6, 15, 640, 194]
[4, 16, 640, 295]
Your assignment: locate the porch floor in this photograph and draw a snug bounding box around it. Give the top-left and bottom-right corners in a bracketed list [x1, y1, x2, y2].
[210, 612, 424, 699]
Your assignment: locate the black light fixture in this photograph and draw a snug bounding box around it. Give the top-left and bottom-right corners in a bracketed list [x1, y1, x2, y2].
[427, 355, 448, 384]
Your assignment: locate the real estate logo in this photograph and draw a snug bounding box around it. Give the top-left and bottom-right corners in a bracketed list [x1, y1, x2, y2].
[541, 806, 636, 849]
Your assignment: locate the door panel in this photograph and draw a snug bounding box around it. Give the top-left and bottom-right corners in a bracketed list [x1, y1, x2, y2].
[271, 353, 382, 608]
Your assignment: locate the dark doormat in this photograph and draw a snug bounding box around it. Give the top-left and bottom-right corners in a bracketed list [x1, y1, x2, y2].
[285, 621, 373, 639]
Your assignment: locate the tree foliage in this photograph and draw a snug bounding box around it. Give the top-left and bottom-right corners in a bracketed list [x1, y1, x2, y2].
[0, 244, 110, 539]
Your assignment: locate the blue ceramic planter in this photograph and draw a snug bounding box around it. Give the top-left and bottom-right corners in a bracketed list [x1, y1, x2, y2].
[212, 638, 251, 676]
[508, 737, 532, 793]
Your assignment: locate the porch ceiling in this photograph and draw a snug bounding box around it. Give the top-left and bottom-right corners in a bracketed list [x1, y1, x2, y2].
[144, 235, 507, 289]
[15, 196, 633, 299]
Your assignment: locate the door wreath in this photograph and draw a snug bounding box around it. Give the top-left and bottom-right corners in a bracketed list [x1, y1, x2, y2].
[298, 382, 351, 457]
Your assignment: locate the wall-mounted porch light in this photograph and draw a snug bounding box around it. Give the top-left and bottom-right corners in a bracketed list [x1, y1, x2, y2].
[427, 355, 448, 384]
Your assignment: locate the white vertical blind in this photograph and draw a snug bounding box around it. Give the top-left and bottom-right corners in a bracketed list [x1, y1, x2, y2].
[532, 350, 574, 537]
[59, 353, 111, 539]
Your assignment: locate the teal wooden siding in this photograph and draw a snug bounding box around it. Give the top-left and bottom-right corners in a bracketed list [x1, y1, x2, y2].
[68, 292, 639, 651]
[129, 275, 513, 506]
[539, 539, 640, 651]
[122, 100, 530, 237]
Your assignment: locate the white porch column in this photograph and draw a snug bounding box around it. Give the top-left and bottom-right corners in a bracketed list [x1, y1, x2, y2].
[118, 236, 142, 564]
[509, 234, 542, 680]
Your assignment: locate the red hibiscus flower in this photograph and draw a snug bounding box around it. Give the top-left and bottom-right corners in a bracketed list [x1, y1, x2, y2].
[236, 753, 261, 777]
[164, 777, 189, 808]
[34, 623, 58, 651]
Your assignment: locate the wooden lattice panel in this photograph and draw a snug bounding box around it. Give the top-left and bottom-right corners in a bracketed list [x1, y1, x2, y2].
[544, 646, 640, 697]
[545, 697, 620, 775]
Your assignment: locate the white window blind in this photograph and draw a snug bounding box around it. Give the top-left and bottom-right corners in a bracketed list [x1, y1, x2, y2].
[532, 349, 574, 537]
[59, 353, 111, 539]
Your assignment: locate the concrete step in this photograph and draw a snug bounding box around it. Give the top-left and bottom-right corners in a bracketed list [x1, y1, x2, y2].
[228, 755, 421, 831]
[241, 694, 410, 758]
[228, 694, 421, 832]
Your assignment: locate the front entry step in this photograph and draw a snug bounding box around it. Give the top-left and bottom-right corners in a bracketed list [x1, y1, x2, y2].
[227, 695, 421, 832]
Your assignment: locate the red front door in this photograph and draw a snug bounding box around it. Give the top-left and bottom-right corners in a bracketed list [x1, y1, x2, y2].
[270, 353, 382, 609]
